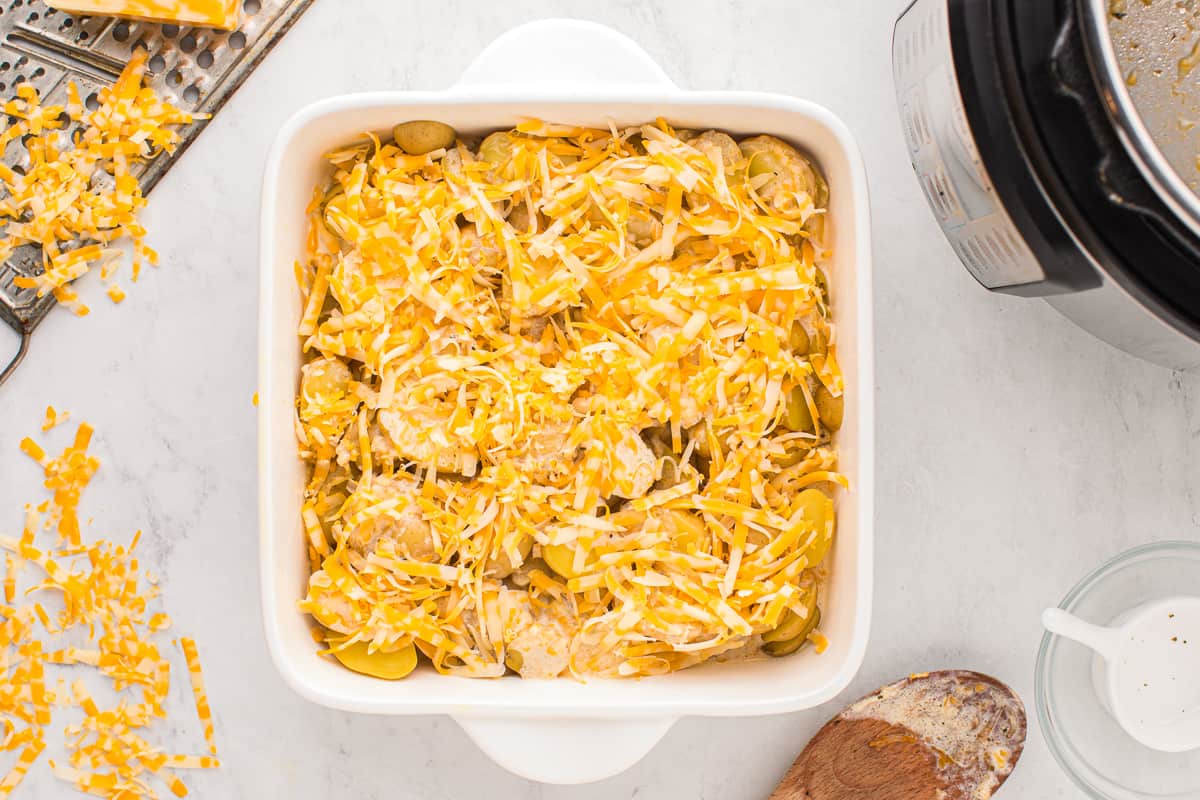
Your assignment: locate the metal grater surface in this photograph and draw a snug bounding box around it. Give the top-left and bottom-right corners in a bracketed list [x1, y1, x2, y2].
[0, 0, 313, 385]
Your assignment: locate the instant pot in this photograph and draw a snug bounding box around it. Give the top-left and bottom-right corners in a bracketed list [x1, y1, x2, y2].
[894, 0, 1200, 369]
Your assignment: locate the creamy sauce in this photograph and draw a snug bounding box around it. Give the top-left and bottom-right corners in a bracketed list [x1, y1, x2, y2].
[1050, 597, 1200, 753]
[845, 672, 1023, 799]
[1110, 597, 1200, 752]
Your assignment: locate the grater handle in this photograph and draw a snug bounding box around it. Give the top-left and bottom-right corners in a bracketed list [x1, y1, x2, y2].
[455, 19, 677, 91]
[0, 322, 30, 388]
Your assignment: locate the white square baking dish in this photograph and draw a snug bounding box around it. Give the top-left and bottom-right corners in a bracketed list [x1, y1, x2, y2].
[258, 19, 874, 785]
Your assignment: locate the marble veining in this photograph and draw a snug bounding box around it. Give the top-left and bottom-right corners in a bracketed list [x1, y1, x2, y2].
[1, 0, 1197, 797]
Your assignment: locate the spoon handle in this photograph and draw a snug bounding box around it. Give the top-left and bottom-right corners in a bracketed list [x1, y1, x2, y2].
[1041, 608, 1121, 661]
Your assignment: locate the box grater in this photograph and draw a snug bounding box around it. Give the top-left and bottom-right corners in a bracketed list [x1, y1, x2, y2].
[0, 0, 314, 386]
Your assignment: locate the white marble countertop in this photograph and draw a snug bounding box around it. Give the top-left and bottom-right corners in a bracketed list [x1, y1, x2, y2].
[4, 0, 1199, 797]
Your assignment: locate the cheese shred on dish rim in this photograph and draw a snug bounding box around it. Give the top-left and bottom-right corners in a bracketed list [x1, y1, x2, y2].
[296, 119, 847, 680]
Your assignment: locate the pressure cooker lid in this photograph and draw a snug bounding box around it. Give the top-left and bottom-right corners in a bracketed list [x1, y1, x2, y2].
[1080, 0, 1200, 238]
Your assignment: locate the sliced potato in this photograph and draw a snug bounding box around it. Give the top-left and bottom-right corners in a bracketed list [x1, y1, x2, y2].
[299, 357, 351, 408]
[479, 131, 518, 165]
[795, 489, 835, 567]
[762, 586, 819, 644]
[809, 327, 828, 357]
[814, 385, 844, 432]
[763, 608, 821, 657]
[762, 610, 805, 645]
[814, 267, 830, 302]
[785, 385, 814, 434]
[776, 443, 812, 468]
[393, 120, 456, 155]
[691, 130, 742, 176]
[739, 134, 827, 214]
[332, 641, 418, 679]
[543, 543, 583, 579]
[485, 535, 533, 579]
[789, 321, 811, 355]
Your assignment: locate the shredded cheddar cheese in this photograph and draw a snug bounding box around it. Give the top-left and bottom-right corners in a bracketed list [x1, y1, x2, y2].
[297, 121, 842, 679]
[44, 0, 239, 30]
[177, 638, 216, 757]
[0, 741, 44, 796]
[39, 407, 67, 432]
[0, 418, 220, 798]
[3, 52, 200, 316]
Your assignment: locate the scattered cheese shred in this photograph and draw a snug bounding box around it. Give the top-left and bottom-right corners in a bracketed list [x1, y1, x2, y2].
[298, 121, 846, 679]
[178, 638, 216, 757]
[44, 0, 239, 30]
[0, 417, 220, 798]
[40, 407, 67, 432]
[2, 51, 201, 315]
[0, 740, 45, 797]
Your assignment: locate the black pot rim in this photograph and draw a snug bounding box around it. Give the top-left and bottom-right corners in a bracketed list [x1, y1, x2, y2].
[947, 0, 1200, 342]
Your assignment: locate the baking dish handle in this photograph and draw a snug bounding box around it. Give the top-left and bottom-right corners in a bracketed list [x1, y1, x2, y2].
[455, 19, 676, 90]
[454, 715, 677, 784]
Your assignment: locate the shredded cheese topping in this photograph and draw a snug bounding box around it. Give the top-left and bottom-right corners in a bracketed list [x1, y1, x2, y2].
[44, 1, 239, 30]
[2, 51, 200, 316]
[0, 415, 220, 797]
[297, 120, 845, 679]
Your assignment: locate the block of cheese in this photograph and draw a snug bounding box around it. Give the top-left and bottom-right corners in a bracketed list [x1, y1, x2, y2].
[44, 0, 239, 30]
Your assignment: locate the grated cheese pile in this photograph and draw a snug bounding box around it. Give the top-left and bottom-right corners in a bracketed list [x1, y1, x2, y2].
[44, 1, 240, 30]
[2, 50, 200, 316]
[296, 120, 846, 679]
[0, 412, 219, 797]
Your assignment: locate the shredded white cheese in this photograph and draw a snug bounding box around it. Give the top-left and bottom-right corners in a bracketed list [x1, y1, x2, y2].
[297, 120, 845, 679]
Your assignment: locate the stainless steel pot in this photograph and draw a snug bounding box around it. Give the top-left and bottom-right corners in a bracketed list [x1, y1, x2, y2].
[894, 0, 1200, 370]
[1086, 0, 1200, 239]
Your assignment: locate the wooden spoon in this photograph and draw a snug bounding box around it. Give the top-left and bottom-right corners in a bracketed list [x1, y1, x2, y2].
[770, 670, 1026, 800]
